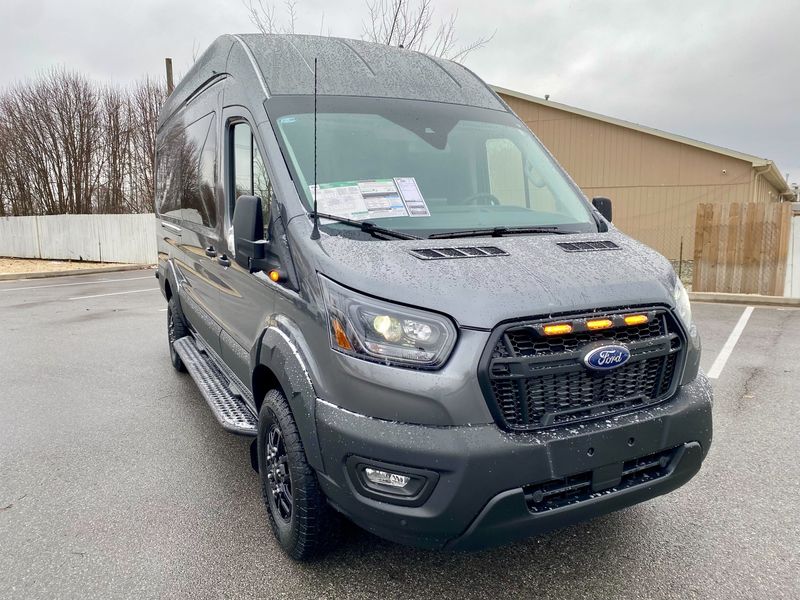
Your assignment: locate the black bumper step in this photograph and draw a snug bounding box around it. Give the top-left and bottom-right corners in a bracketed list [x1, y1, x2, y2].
[173, 336, 258, 436]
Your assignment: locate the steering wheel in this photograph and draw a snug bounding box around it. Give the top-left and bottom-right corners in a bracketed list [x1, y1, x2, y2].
[453, 193, 501, 207]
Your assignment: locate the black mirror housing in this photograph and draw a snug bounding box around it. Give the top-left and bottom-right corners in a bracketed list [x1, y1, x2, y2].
[232, 195, 266, 270]
[592, 197, 613, 223]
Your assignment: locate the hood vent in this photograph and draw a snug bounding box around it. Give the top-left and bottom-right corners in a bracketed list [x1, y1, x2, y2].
[557, 240, 620, 252]
[409, 246, 508, 260]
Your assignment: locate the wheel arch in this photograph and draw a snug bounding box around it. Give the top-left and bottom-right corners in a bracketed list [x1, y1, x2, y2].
[160, 258, 188, 322]
[252, 321, 324, 472]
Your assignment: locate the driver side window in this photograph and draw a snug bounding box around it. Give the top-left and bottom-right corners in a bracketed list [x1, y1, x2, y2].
[486, 138, 525, 207]
[486, 138, 558, 213]
[230, 121, 271, 236]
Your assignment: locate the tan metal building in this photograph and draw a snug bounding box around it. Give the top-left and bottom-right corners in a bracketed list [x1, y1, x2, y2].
[494, 86, 794, 259]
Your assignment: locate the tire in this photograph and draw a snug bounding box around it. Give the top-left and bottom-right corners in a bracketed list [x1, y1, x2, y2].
[167, 297, 188, 372]
[257, 388, 341, 560]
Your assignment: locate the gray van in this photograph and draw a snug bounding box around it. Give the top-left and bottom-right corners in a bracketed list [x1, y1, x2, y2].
[155, 33, 712, 559]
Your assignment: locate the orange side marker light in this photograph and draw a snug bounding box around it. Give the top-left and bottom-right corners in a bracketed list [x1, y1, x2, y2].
[332, 318, 353, 350]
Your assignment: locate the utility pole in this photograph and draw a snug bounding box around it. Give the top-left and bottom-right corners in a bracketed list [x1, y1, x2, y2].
[165, 58, 174, 95]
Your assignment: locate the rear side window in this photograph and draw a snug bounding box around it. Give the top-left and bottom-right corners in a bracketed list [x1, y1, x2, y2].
[156, 113, 217, 228]
[230, 121, 271, 233]
[155, 126, 183, 220]
[181, 114, 217, 229]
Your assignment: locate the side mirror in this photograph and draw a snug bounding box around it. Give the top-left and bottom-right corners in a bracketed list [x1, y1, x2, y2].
[592, 197, 612, 222]
[232, 195, 267, 271]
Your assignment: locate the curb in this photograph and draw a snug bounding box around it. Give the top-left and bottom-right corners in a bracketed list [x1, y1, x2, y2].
[689, 291, 800, 308]
[0, 264, 154, 281]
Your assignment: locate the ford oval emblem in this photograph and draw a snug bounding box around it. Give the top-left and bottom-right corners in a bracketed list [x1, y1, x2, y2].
[583, 344, 631, 371]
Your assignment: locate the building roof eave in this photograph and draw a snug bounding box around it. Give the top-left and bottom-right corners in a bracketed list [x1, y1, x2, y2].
[493, 85, 790, 194]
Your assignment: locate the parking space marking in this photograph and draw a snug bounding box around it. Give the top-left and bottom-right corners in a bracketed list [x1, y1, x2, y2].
[68, 288, 158, 300]
[707, 306, 754, 379]
[1, 275, 152, 292]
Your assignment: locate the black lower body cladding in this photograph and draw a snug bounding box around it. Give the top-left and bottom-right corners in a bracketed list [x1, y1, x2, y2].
[314, 374, 713, 551]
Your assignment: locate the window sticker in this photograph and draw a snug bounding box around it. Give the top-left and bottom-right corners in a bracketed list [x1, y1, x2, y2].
[309, 181, 370, 220]
[394, 177, 431, 217]
[309, 178, 429, 221]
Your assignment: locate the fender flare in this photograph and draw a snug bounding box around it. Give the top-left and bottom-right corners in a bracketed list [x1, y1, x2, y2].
[254, 319, 324, 472]
[160, 259, 187, 318]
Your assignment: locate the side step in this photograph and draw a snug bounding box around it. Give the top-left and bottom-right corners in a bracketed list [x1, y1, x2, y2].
[173, 336, 258, 436]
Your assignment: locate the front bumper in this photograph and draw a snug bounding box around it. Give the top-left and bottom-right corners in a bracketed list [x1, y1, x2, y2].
[315, 374, 713, 550]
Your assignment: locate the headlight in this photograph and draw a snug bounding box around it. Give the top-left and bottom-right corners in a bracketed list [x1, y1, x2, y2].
[319, 275, 457, 368]
[673, 279, 693, 328]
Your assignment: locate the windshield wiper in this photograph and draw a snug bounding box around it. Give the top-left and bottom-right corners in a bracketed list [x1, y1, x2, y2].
[428, 226, 579, 239]
[312, 212, 420, 240]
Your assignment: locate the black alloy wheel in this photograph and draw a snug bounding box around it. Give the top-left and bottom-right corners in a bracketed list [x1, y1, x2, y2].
[265, 423, 293, 521]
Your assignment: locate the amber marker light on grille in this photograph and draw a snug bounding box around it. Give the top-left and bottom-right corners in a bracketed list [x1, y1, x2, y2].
[268, 270, 281, 282]
[586, 318, 613, 330]
[543, 323, 573, 336]
[624, 314, 649, 326]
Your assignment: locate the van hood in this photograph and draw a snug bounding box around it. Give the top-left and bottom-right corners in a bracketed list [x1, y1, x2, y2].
[305, 229, 679, 329]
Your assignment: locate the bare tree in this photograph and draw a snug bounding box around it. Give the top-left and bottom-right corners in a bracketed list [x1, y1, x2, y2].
[0, 70, 166, 216]
[128, 77, 167, 213]
[97, 85, 131, 213]
[0, 69, 104, 215]
[245, 0, 493, 61]
[363, 0, 494, 61]
[245, 0, 298, 34]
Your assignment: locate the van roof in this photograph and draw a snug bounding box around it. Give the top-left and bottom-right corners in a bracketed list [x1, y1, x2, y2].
[161, 34, 504, 126]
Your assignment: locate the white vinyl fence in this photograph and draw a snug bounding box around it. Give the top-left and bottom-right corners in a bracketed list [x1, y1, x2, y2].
[784, 203, 800, 299]
[0, 213, 157, 264]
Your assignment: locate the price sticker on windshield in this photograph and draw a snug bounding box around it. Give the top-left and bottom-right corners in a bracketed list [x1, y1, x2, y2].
[394, 177, 430, 217]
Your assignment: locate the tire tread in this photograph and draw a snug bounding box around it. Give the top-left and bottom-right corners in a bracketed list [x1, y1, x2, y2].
[259, 389, 341, 560]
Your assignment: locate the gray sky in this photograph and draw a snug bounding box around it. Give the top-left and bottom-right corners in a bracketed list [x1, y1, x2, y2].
[2, 0, 798, 184]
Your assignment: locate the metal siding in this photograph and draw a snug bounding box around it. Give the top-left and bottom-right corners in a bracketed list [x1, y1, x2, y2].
[500, 93, 771, 259]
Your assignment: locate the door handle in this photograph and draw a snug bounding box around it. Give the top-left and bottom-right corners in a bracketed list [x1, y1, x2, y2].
[217, 254, 231, 267]
[205, 246, 217, 257]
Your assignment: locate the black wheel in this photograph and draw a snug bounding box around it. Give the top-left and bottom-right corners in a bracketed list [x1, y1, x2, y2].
[257, 389, 341, 560]
[167, 297, 188, 372]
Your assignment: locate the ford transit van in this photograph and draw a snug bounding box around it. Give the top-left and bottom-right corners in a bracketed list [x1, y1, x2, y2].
[155, 33, 712, 559]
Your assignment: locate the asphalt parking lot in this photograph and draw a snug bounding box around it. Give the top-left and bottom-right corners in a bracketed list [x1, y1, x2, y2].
[1, 270, 798, 599]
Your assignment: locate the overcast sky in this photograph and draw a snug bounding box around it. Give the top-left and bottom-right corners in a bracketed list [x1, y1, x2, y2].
[2, 0, 798, 183]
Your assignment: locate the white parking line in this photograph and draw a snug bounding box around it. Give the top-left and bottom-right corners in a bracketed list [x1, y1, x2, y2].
[0, 275, 152, 292]
[68, 288, 158, 300]
[707, 306, 754, 380]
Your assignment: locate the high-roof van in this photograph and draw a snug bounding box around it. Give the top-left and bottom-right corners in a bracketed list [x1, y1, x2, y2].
[155, 34, 712, 559]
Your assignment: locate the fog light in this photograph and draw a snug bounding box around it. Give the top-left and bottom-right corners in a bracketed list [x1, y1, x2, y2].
[348, 457, 438, 506]
[364, 467, 411, 488]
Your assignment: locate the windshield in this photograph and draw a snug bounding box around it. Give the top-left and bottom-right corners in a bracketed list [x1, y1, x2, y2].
[269, 97, 597, 237]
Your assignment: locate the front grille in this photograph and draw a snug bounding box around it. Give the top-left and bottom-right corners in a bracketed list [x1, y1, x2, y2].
[480, 308, 684, 431]
[523, 446, 679, 513]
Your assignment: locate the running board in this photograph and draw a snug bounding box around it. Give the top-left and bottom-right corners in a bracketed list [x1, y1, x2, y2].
[173, 336, 258, 436]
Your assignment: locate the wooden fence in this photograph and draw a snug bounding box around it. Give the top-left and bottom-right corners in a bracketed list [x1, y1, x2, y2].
[692, 202, 792, 295]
